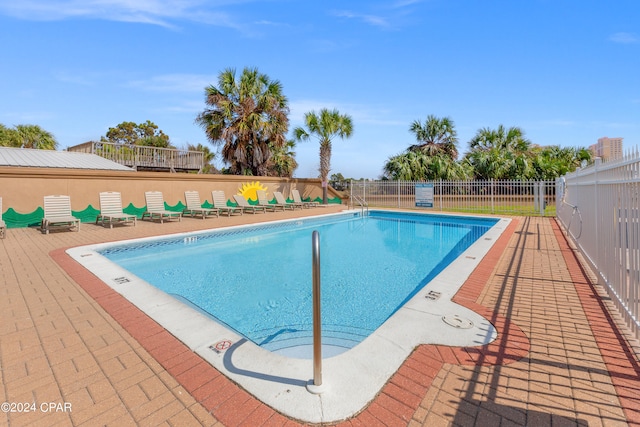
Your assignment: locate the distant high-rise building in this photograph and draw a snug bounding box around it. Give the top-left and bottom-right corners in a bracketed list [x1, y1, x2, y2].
[589, 137, 623, 160]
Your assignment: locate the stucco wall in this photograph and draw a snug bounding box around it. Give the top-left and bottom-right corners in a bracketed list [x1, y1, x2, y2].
[0, 167, 341, 215]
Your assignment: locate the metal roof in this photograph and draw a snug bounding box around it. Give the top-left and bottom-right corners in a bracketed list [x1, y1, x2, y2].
[0, 147, 133, 171]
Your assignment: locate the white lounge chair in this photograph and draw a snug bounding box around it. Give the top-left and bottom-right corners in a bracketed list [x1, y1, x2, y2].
[0, 197, 6, 239]
[292, 189, 321, 208]
[41, 195, 81, 234]
[233, 194, 267, 214]
[211, 191, 243, 216]
[273, 191, 303, 210]
[183, 191, 219, 219]
[142, 191, 182, 223]
[257, 190, 285, 211]
[96, 191, 137, 228]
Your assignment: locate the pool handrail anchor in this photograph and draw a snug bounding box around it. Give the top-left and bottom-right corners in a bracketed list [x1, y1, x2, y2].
[307, 230, 326, 394]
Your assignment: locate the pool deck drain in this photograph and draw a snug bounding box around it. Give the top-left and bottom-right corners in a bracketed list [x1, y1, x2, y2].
[442, 314, 474, 329]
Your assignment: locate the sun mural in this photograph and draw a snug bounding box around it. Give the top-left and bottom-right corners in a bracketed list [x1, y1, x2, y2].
[238, 181, 268, 202]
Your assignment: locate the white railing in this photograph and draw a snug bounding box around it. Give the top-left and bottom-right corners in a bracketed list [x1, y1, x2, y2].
[68, 141, 205, 172]
[557, 153, 640, 340]
[350, 179, 555, 216]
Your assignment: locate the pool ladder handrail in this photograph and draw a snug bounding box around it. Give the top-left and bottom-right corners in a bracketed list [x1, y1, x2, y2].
[307, 230, 325, 394]
[352, 194, 369, 215]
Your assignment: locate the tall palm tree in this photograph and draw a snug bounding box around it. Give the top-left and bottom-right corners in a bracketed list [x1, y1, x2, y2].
[409, 115, 459, 160]
[10, 124, 58, 149]
[195, 67, 289, 176]
[294, 108, 353, 204]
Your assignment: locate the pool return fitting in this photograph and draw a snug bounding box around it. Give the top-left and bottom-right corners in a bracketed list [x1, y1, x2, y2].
[306, 230, 326, 394]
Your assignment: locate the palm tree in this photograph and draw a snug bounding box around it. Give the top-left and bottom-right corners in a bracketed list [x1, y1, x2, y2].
[466, 125, 532, 180]
[7, 124, 58, 149]
[0, 124, 19, 147]
[268, 139, 298, 177]
[384, 151, 470, 181]
[468, 125, 531, 153]
[408, 115, 459, 160]
[187, 143, 217, 174]
[195, 67, 289, 176]
[293, 108, 353, 204]
[530, 145, 593, 179]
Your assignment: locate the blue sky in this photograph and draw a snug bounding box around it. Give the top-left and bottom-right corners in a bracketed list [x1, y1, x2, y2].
[0, 0, 638, 179]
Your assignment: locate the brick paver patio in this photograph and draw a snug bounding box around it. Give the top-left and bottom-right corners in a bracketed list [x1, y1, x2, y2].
[1, 210, 639, 426]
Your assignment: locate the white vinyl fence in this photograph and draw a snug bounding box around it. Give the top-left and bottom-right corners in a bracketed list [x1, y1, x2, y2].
[350, 179, 555, 216]
[557, 155, 640, 340]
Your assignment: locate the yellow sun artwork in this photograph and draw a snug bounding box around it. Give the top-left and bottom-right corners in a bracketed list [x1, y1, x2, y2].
[238, 181, 268, 202]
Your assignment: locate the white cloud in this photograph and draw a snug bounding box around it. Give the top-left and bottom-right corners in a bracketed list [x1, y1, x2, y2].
[126, 73, 216, 93]
[0, 0, 243, 30]
[289, 99, 405, 127]
[332, 10, 390, 28]
[540, 119, 577, 127]
[392, 0, 424, 7]
[609, 32, 639, 44]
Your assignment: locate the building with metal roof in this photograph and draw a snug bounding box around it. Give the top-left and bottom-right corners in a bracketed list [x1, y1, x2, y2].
[0, 147, 133, 171]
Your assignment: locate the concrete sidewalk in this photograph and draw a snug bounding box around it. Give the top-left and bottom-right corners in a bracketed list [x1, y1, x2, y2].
[1, 211, 639, 426]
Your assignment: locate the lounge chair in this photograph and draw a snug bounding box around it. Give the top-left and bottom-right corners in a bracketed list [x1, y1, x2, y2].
[211, 191, 243, 216]
[142, 191, 182, 223]
[183, 191, 219, 219]
[233, 194, 267, 214]
[292, 189, 321, 208]
[96, 191, 137, 228]
[257, 190, 285, 211]
[274, 191, 304, 210]
[41, 195, 81, 234]
[0, 197, 6, 239]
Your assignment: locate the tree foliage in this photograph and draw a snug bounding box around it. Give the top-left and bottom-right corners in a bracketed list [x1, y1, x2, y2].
[186, 143, 217, 174]
[384, 151, 471, 180]
[329, 173, 350, 191]
[195, 67, 289, 176]
[267, 139, 298, 177]
[385, 117, 590, 181]
[0, 123, 58, 149]
[409, 115, 459, 160]
[101, 120, 172, 148]
[463, 126, 532, 179]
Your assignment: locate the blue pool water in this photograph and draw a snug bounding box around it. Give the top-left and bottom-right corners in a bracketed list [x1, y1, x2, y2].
[100, 211, 497, 353]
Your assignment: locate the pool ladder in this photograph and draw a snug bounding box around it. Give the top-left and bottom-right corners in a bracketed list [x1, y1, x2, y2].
[351, 194, 369, 215]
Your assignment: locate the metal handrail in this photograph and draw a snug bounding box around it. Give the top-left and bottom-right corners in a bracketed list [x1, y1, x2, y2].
[307, 230, 324, 393]
[352, 194, 369, 215]
[563, 202, 583, 239]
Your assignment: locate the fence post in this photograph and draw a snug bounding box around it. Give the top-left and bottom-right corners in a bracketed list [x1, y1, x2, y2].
[491, 179, 495, 214]
[594, 158, 600, 269]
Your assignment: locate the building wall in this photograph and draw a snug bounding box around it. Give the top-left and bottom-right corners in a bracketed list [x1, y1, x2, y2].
[591, 137, 624, 160]
[0, 167, 340, 221]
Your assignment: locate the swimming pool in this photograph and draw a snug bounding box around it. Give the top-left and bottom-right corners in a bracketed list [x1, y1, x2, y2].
[99, 210, 498, 357]
[67, 209, 510, 422]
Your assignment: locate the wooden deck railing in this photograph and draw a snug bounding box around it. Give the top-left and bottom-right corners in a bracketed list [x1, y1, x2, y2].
[68, 141, 205, 172]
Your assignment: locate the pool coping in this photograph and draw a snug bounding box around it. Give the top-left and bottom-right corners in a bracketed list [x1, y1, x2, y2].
[64, 209, 512, 423]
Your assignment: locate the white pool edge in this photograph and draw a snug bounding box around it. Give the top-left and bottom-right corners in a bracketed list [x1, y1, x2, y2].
[66, 210, 511, 423]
